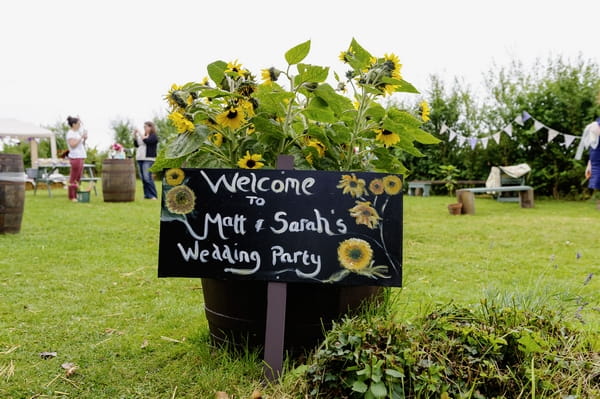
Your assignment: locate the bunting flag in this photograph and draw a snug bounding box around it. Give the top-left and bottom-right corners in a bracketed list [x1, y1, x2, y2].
[440, 123, 449, 135]
[564, 134, 576, 148]
[469, 137, 477, 150]
[481, 137, 489, 149]
[440, 111, 584, 154]
[514, 114, 524, 126]
[533, 120, 544, 131]
[448, 130, 456, 142]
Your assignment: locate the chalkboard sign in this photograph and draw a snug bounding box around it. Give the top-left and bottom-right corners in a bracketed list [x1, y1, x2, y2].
[158, 168, 402, 287]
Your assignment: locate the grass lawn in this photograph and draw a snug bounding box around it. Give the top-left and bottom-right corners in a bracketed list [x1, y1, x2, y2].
[1, 184, 599, 398]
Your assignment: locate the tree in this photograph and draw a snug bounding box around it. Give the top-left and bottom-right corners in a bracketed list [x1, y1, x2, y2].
[110, 118, 135, 157]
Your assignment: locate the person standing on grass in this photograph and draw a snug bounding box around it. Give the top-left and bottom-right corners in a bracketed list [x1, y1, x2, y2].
[581, 119, 600, 194]
[133, 121, 158, 200]
[66, 116, 88, 202]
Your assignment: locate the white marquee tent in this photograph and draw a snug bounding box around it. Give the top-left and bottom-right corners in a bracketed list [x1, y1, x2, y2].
[0, 118, 57, 166]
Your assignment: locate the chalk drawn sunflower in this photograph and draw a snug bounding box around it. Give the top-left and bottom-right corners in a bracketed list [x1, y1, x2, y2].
[383, 175, 402, 195]
[165, 168, 185, 186]
[369, 178, 384, 195]
[165, 185, 196, 215]
[337, 238, 373, 271]
[349, 201, 381, 229]
[337, 174, 367, 198]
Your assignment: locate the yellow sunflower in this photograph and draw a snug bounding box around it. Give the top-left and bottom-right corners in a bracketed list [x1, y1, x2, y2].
[261, 67, 281, 84]
[165, 168, 185, 186]
[375, 129, 400, 147]
[210, 133, 223, 147]
[200, 76, 209, 86]
[225, 60, 247, 77]
[339, 50, 350, 63]
[165, 185, 196, 215]
[337, 174, 367, 198]
[420, 100, 431, 122]
[349, 201, 381, 229]
[337, 238, 373, 271]
[369, 178, 385, 195]
[216, 106, 246, 130]
[383, 53, 402, 79]
[238, 99, 255, 117]
[246, 123, 256, 135]
[237, 151, 264, 169]
[307, 139, 326, 157]
[383, 175, 402, 195]
[168, 111, 195, 133]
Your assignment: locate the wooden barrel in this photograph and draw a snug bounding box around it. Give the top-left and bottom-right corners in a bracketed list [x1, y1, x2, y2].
[201, 278, 382, 353]
[0, 154, 26, 234]
[102, 159, 136, 202]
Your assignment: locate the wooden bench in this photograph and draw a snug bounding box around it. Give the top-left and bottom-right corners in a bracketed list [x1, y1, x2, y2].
[407, 180, 485, 196]
[456, 185, 534, 214]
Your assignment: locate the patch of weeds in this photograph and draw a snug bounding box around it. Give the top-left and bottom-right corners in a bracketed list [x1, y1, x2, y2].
[300, 298, 600, 398]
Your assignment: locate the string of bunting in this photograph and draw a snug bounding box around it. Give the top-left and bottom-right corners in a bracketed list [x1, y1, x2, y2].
[439, 111, 579, 150]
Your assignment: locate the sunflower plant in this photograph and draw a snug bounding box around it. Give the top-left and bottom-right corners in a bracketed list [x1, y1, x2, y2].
[152, 38, 438, 173]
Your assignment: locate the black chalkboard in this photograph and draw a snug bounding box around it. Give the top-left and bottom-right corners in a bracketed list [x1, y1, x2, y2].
[158, 168, 402, 287]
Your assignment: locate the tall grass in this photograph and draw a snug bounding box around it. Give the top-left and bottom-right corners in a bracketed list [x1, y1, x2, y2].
[1, 187, 599, 398]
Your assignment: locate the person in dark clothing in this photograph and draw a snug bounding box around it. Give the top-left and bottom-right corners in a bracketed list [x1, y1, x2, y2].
[133, 121, 158, 199]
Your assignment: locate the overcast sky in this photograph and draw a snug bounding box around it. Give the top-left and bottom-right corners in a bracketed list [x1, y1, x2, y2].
[1, 0, 598, 149]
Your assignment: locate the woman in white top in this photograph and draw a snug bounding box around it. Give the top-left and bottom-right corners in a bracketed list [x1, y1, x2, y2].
[66, 116, 88, 202]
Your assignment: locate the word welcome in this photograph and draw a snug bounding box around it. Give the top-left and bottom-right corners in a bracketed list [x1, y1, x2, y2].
[200, 170, 316, 196]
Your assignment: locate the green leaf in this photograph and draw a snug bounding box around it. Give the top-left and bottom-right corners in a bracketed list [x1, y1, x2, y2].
[369, 381, 388, 398]
[199, 88, 233, 99]
[206, 60, 227, 85]
[313, 83, 354, 116]
[254, 84, 293, 117]
[296, 64, 329, 84]
[164, 125, 210, 159]
[403, 126, 441, 145]
[384, 368, 404, 378]
[387, 109, 422, 128]
[351, 380, 368, 393]
[252, 116, 285, 139]
[347, 38, 373, 71]
[365, 103, 386, 122]
[285, 40, 311, 65]
[303, 98, 337, 123]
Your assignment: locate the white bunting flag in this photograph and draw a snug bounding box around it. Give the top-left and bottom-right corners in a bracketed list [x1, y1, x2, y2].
[493, 133, 501, 144]
[547, 129, 559, 143]
[481, 137, 489, 149]
[469, 137, 477, 150]
[448, 130, 456, 142]
[533, 120, 544, 132]
[563, 134, 576, 148]
[440, 123, 448, 135]
[503, 124, 513, 137]
[514, 115, 524, 126]
[458, 136, 466, 147]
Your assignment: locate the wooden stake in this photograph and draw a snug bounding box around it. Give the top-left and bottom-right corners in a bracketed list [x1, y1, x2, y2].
[263, 155, 294, 380]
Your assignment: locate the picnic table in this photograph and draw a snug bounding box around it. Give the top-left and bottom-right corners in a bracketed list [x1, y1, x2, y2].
[28, 160, 99, 197]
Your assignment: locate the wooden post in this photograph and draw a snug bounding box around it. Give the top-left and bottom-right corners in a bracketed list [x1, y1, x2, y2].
[456, 189, 475, 215]
[519, 189, 534, 208]
[263, 154, 294, 381]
